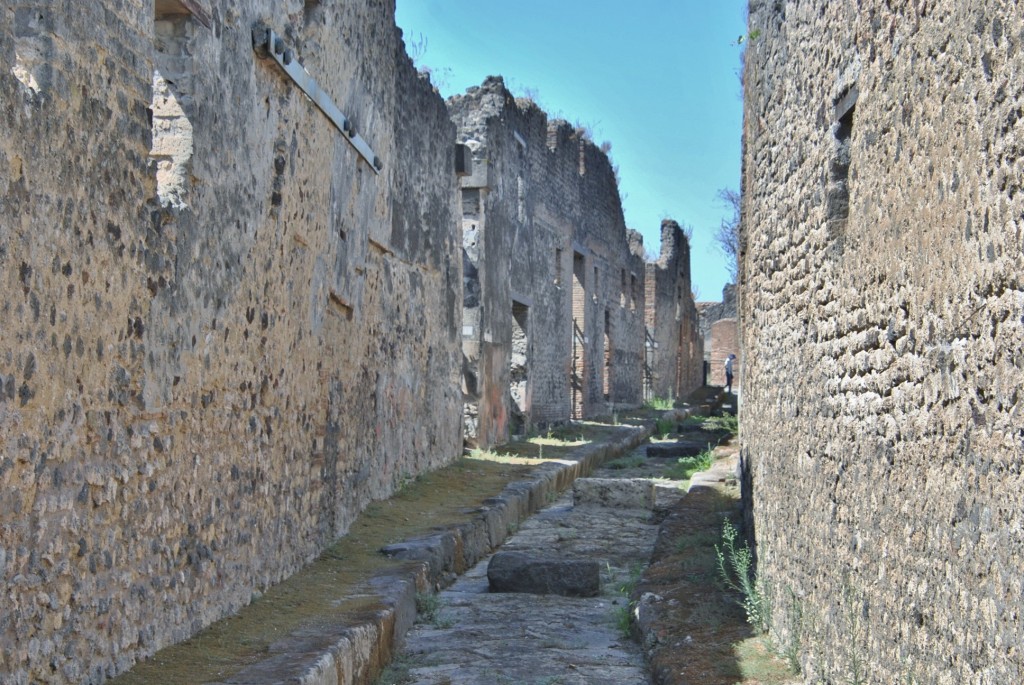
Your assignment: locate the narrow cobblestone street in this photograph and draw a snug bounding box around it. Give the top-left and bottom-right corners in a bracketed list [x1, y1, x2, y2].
[388, 438, 702, 685]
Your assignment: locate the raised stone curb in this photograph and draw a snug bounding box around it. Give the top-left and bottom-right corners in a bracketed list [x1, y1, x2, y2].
[207, 563, 425, 685]
[203, 417, 672, 685]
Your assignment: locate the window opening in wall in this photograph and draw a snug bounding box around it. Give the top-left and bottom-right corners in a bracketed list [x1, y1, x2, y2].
[571, 252, 587, 419]
[675, 284, 683, 321]
[674, 319, 684, 399]
[517, 175, 526, 223]
[554, 248, 563, 286]
[643, 326, 655, 401]
[152, 1, 199, 209]
[630, 273, 638, 312]
[620, 269, 627, 308]
[827, 86, 857, 243]
[592, 265, 599, 303]
[603, 310, 612, 401]
[303, 0, 323, 25]
[510, 302, 530, 434]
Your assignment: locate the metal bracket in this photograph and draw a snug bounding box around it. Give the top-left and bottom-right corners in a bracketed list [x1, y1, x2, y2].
[254, 27, 383, 174]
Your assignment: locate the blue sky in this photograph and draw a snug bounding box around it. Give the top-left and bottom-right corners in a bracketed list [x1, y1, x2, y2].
[395, 0, 746, 302]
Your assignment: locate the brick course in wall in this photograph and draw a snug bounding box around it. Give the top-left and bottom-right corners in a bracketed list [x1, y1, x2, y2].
[0, 2, 461, 682]
[741, 1, 1024, 682]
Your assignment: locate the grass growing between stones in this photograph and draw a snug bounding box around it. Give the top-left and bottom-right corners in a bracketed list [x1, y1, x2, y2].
[733, 636, 797, 683]
[655, 417, 677, 438]
[663, 445, 715, 481]
[611, 562, 645, 637]
[414, 591, 454, 629]
[110, 456, 535, 685]
[504, 422, 631, 462]
[372, 653, 418, 685]
[645, 396, 677, 410]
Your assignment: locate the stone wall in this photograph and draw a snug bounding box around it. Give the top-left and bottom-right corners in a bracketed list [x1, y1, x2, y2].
[450, 77, 648, 447]
[741, 0, 1024, 682]
[643, 220, 703, 400]
[708, 318, 739, 388]
[697, 282, 737, 359]
[0, 1, 461, 682]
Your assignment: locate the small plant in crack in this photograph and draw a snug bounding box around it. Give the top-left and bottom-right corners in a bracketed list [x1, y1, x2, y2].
[716, 520, 771, 634]
[414, 591, 454, 628]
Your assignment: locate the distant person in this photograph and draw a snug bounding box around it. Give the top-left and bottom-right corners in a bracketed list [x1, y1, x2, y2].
[725, 354, 736, 394]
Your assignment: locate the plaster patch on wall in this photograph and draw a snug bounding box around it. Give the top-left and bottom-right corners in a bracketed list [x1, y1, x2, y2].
[151, 14, 195, 209]
[13, 44, 44, 94]
[12, 9, 52, 97]
[151, 70, 194, 208]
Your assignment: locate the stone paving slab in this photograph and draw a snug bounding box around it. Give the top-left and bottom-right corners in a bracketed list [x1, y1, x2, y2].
[396, 462, 668, 685]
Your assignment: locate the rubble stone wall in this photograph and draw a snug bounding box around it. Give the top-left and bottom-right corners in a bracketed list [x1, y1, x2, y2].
[0, 1, 461, 682]
[741, 1, 1024, 682]
[450, 78, 648, 447]
[697, 282, 737, 360]
[643, 220, 703, 400]
[708, 318, 739, 388]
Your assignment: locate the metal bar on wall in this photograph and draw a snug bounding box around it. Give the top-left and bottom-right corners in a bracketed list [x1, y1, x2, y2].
[253, 27, 383, 174]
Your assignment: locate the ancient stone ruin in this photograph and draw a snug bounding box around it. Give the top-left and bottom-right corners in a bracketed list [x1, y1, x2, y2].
[2, 2, 463, 682]
[741, 0, 1024, 681]
[698, 283, 740, 387]
[450, 78, 701, 448]
[0, 2, 702, 682]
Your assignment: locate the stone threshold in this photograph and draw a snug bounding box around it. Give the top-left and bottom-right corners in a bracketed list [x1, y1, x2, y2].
[206, 416, 684, 685]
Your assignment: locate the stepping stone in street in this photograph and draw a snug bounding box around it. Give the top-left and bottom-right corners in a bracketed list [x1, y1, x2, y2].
[646, 438, 710, 459]
[487, 551, 600, 597]
[573, 477, 656, 509]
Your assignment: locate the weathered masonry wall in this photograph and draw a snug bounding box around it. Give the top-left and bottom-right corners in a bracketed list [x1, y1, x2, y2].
[741, 1, 1024, 682]
[697, 282, 737, 359]
[450, 77, 648, 448]
[0, 2, 461, 682]
[643, 219, 703, 400]
[708, 318, 739, 388]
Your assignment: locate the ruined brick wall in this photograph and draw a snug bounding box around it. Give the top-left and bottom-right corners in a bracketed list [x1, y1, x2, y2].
[451, 77, 646, 447]
[0, 1, 461, 682]
[741, 1, 1024, 682]
[643, 220, 703, 400]
[697, 282, 737, 360]
[709, 318, 739, 388]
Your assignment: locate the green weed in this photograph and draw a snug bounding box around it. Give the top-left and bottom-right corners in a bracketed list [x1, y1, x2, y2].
[655, 417, 675, 437]
[608, 563, 643, 637]
[414, 591, 453, 628]
[613, 603, 634, 637]
[645, 396, 675, 410]
[703, 414, 738, 434]
[663, 446, 714, 481]
[716, 521, 772, 634]
[372, 654, 415, 685]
